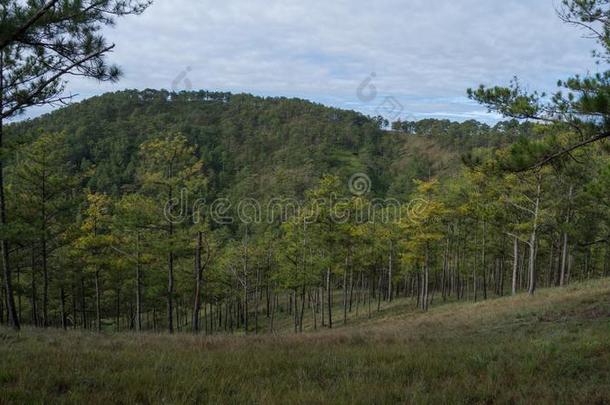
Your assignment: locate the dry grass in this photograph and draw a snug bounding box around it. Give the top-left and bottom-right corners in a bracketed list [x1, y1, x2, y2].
[1, 279, 610, 404]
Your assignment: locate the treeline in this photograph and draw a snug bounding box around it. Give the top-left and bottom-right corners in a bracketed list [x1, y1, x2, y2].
[7, 90, 534, 200]
[0, 96, 608, 333]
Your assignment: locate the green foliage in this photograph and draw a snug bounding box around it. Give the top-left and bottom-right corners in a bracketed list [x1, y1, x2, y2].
[0, 0, 151, 120]
[2, 89, 609, 334]
[467, 1, 610, 170]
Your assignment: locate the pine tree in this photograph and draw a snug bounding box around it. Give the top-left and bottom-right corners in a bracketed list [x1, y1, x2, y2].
[9, 132, 79, 326]
[137, 133, 205, 333]
[0, 0, 150, 330]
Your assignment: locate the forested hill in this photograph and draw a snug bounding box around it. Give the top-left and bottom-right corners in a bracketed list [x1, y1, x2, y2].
[6, 89, 532, 200]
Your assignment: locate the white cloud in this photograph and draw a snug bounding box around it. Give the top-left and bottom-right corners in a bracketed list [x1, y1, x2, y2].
[16, 0, 601, 122]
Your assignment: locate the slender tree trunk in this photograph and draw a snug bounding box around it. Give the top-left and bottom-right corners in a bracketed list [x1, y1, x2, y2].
[528, 177, 542, 295]
[377, 267, 382, 312]
[167, 185, 175, 334]
[423, 245, 430, 311]
[31, 247, 38, 326]
[71, 282, 77, 329]
[482, 222, 487, 300]
[269, 290, 275, 334]
[343, 257, 348, 325]
[299, 284, 305, 332]
[80, 274, 87, 329]
[60, 285, 67, 330]
[0, 59, 19, 329]
[14, 278, 20, 326]
[388, 240, 393, 302]
[42, 238, 49, 327]
[255, 267, 260, 334]
[348, 268, 354, 312]
[559, 185, 573, 287]
[320, 285, 325, 327]
[547, 239, 556, 287]
[512, 236, 518, 295]
[136, 231, 142, 332]
[326, 268, 332, 328]
[310, 289, 317, 330]
[192, 231, 203, 333]
[115, 285, 121, 332]
[242, 232, 249, 334]
[94, 269, 101, 332]
[265, 284, 270, 319]
[442, 237, 449, 301]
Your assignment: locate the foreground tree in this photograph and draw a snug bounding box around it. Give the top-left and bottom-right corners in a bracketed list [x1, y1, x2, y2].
[468, 0, 610, 171]
[113, 193, 158, 332]
[0, 0, 150, 330]
[137, 133, 204, 333]
[10, 132, 79, 326]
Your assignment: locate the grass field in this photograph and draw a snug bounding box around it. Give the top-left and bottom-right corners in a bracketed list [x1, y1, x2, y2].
[1, 279, 610, 404]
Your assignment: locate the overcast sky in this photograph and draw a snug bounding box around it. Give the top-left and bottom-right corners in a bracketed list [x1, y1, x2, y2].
[21, 0, 601, 123]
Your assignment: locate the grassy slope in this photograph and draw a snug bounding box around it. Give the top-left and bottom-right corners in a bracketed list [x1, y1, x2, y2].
[1, 279, 610, 404]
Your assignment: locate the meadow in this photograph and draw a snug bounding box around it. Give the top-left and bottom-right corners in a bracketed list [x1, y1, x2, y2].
[1, 279, 609, 404]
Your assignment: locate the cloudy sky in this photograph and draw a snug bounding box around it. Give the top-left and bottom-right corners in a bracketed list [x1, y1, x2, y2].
[22, 0, 601, 123]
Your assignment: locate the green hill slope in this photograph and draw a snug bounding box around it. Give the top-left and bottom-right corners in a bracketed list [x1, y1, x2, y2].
[6, 90, 529, 200]
[2, 278, 609, 404]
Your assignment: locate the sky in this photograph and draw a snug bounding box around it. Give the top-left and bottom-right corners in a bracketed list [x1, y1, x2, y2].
[18, 0, 602, 123]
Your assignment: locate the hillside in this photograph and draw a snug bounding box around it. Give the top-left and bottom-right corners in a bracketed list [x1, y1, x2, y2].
[2, 89, 607, 341]
[1, 278, 609, 404]
[6, 90, 528, 200]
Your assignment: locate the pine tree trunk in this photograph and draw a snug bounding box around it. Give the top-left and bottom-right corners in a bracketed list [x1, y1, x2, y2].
[482, 222, 487, 300]
[377, 267, 382, 312]
[42, 239, 48, 327]
[0, 55, 19, 331]
[559, 185, 573, 286]
[310, 289, 317, 330]
[269, 291, 275, 334]
[192, 232, 203, 333]
[94, 269, 101, 332]
[31, 248, 38, 326]
[299, 285, 305, 332]
[528, 177, 542, 295]
[326, 268, 332, 328]
[115, 285, 121, 332]
[388, 240, 393, 302]
[343, 258, 348, 325]
[80, 274, 87, 329]
[136, 231, 142, 332]
[167, 185, 175, 334]
[512, 236, 518, 295]
[424, 245, 430, 311]
[60, 286, 67, 330]
[442, 237, 449, 301]
[255, 267, 260, 334]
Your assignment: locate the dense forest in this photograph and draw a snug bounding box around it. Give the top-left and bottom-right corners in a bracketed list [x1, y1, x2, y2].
[0, 89, 607, 334]
[3, 0, 610, 402]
